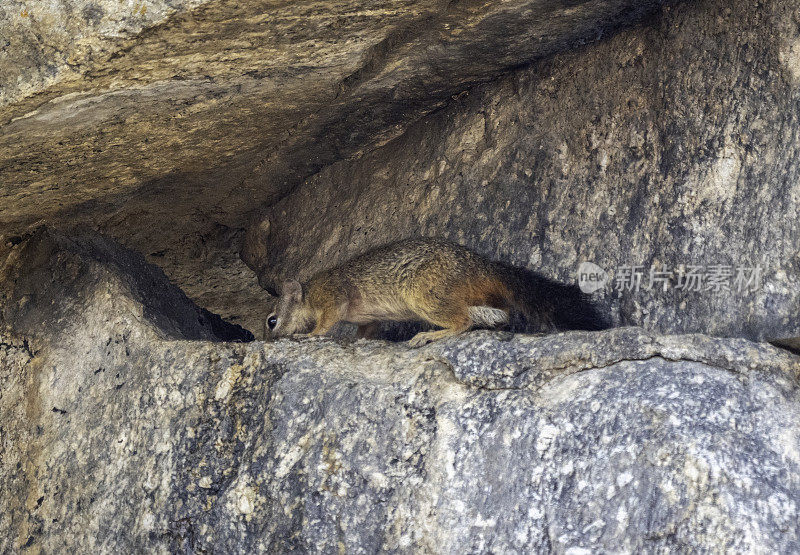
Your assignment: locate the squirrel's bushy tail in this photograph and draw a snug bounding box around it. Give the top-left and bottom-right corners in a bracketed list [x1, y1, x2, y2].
[495, 263, 610, 332]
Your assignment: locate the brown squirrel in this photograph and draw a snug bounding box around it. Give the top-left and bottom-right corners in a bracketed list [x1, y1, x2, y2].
[266, 238, 608, 346]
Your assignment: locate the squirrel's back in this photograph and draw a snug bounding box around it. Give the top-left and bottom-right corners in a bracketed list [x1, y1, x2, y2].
[321, 238, 498, 292]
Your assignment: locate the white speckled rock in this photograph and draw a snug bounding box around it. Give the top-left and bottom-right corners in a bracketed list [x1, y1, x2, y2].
[2, 230, 800, 552]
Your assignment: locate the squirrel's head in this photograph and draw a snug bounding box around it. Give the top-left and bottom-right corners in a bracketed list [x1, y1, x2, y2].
[266, 279, 312, 338]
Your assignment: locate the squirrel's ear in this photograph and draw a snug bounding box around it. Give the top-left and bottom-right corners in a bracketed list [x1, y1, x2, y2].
[282, 279, 303, 301]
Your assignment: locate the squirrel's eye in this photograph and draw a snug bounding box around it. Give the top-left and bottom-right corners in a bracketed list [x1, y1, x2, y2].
[267, 315, 277, 330]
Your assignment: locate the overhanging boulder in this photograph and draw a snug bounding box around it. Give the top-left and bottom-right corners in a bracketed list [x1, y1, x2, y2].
[0, 0, 665, 334]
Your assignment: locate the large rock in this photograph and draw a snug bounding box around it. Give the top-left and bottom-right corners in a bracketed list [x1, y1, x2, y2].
[2, 230, 800, 552]
[0, 227, 251, 343]
[246, 0, 800, 344]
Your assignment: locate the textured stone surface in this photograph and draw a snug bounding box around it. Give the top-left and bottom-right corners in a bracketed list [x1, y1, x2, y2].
[3, 229, 800, 552]
[6, 0, 800, 550]
[247, 0, 800, 344]
[0, 227, 251, 343]
[0, 0, 663, 333]
[0, 0, 212, 106]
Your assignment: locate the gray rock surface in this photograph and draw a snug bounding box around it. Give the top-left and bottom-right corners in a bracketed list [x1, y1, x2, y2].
[246, 0, 800, 344]
[0, 0, 662, 332]
[3, 229, 800, 552]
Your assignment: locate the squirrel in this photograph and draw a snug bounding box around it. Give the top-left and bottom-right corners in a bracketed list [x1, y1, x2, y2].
[265, 237, 609, 346]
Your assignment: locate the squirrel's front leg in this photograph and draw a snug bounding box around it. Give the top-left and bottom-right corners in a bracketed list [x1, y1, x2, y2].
[310, 305, 345, 336]
[310, 319, 336, 336]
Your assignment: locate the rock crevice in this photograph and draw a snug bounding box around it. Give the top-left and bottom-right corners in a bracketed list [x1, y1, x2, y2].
[0, 0, 667, 331]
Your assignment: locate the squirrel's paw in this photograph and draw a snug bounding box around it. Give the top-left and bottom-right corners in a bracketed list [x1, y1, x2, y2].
[408, 331, 437, 348]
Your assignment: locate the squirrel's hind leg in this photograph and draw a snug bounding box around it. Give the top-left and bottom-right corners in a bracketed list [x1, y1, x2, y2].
[408, 305, 473, 347]
[408, 325, 471, 347]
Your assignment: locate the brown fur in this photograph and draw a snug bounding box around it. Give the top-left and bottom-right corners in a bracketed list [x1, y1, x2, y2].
[266, 238, 607, 346]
